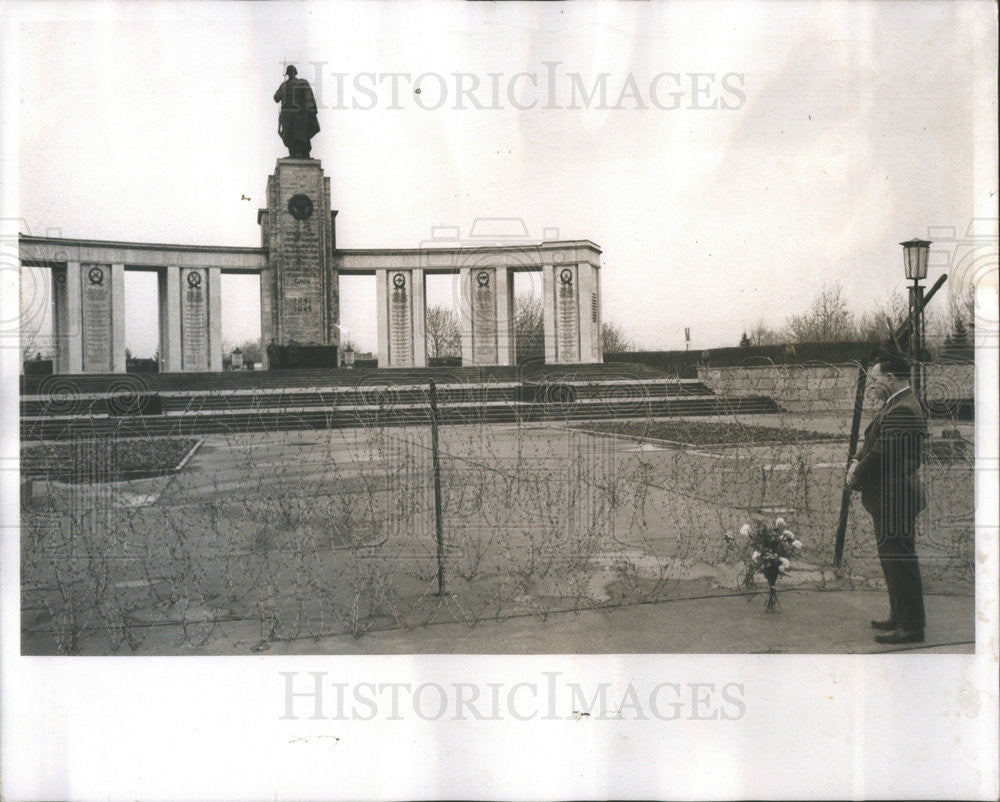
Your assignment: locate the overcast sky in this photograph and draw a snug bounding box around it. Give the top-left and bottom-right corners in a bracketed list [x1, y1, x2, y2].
[10, 0, 998, 356]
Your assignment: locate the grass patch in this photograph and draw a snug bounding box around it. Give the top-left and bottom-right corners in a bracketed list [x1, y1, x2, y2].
[21, 437, 201, 481]
[572, 420, 842, 446]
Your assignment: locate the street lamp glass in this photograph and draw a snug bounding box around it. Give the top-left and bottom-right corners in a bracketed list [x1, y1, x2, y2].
[900, 238, 931, 280]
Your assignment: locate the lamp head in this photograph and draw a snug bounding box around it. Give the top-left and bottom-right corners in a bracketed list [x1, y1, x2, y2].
[900, 238, 931, 280]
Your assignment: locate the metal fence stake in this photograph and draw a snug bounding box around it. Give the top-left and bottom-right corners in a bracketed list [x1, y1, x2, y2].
[429, 380, 446, 596]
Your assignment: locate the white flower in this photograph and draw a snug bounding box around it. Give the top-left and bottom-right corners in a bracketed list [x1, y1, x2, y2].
[792, 540, 802, 550]
[782, 530, 794, 539]
[779, 557, 791, 568]
[751, 550, 760, 562]
[774, 517, 787, 528]
[740, 524, 752, 537]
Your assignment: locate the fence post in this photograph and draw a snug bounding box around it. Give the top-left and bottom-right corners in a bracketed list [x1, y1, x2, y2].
[834, 364, 868, 570]
[428, 380, 446, 595]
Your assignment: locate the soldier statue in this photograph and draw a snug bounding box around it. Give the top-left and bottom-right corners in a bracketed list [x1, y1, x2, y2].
[274, 65, 320, 158]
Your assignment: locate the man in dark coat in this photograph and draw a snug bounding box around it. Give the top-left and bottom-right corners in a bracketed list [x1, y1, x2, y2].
[846, 349, 928, 644]
[274, 65, 320, 158]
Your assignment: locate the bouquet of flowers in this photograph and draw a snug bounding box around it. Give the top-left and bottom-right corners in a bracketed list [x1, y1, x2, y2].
[724, 517, 802, 613]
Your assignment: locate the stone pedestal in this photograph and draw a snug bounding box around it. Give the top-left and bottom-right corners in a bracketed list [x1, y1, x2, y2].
[376, 269, 425, 367]
[459, 266, 514, 366]
[51, 261, 126, 374]
[259, 158, 339, 353]
[81, 263, 113, 372]
[543, 260, 602, 364]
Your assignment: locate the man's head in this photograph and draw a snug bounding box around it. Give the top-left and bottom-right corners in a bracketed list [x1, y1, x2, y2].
[868, 348, 910, 402]
[285, 65, 298, 78]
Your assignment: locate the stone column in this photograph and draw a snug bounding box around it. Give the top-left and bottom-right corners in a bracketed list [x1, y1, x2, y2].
[469, 267, 499, 366]
[375, 269, 389, 367]
[386, 269, 415, 368]
[574, 262, 602, 363]
[261, 159, 336, 350]
[52, 263, 82, 374]
[541, 263, 556, 364]
[159, 266, 182, 372]
[552, 263, 581, 363]
[208, 267, 223, 371]
[459, 266, 473, 366]
[592, 263, 603, 362]
[80, 263, 114, 373]
[111, 263, 126, 373]
[412, 268, 427, 368]
[496, 267, 514, 366]
[258, 265, 273, 369]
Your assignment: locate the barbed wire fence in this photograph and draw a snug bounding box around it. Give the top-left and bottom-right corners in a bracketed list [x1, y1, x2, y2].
[20, 354, 974, 654]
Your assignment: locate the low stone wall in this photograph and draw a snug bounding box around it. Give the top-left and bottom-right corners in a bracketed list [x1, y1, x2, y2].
[699, 363, 974, 414]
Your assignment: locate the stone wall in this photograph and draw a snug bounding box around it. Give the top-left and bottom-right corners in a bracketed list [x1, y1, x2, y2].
[699, 363, 974, 413]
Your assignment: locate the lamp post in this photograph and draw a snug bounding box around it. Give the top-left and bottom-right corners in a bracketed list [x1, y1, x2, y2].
[900, 238, 931, 407]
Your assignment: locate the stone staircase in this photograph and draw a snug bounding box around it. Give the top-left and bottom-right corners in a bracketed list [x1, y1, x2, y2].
[20, 364, 781, 440]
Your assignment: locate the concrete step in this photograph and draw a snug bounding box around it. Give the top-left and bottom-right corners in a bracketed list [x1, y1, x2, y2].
[21, 396, 780, 440]
[21, 378, 715, 417]
[19, 361, 678, 395]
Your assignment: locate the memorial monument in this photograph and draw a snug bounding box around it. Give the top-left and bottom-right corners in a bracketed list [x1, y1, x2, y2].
[259, 66, 339, 368]
[20, 64, 603, 373]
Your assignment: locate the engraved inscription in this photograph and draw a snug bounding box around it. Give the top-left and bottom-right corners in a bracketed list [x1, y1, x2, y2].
[81, 264, 112, 372]
[181, 270, 209, 370]
[389, 273, 413, 367]
[556, 266, 579, 362]
[279, 196, 323, 342]
[473, 269, 497, 364]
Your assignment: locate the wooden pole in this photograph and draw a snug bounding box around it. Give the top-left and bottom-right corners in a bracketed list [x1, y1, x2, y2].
[428, 380, 446, 596]
[833, 364, 868, 569]
[833, 273, 947, 568]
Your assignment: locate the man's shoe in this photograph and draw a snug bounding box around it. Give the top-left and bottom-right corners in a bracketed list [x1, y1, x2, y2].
[870, 618, 897, 631]
[875, 628, 925, 645]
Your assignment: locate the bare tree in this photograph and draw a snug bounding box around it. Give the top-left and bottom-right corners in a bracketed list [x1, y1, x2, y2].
[424, 305, 461, 359]
[785, 283, 857, 343]
[222, 337, 264, 364]
[748, 318, 783, 346]
[514, 295, 543, 364]
[856, 294, 909, 344]
[601, 320, 634, 353]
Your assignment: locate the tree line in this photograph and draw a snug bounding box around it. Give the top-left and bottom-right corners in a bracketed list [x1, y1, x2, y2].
[737, 282, 975, 358]
[218, 282, 976, 367]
